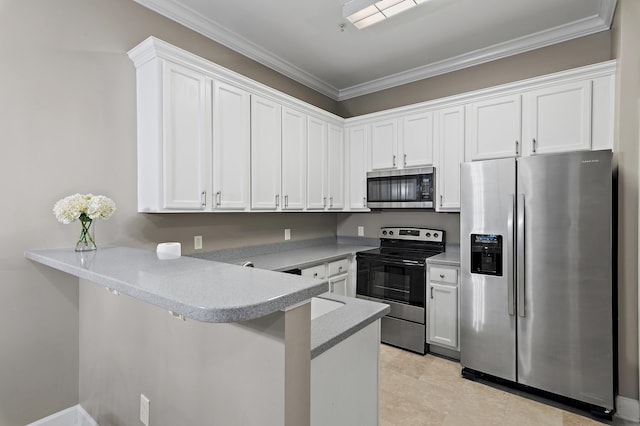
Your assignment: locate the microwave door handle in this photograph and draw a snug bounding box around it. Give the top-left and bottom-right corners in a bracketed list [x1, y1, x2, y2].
[517, 194, 526, 317]
[507, 194, 515, 316]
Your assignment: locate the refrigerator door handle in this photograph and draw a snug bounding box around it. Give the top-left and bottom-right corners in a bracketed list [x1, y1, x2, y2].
[507, 194, 516, 316]
[517, 193, 526, 317]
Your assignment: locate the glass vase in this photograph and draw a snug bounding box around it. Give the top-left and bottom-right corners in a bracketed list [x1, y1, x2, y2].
[75, 217, 97, 252]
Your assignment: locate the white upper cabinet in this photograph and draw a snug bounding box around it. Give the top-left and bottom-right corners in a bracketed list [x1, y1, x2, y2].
[401, 112, 434, 168]
[522, 80, 592, 156]
[347, 125, 369, 210]
[161, 61, 211, 210]
[307, 118, 345, 211]
[281, 107, 307, 210]
[307, 116, 328, 210]
[370, 119, 398, 170]
[251, 95, 282, 210]
[466, 94, 522, 161]
[327, 125, 345, 210]
[435, 105, 465, 212]
[131, 38, 615, 214]
[212, 81, 251, 210]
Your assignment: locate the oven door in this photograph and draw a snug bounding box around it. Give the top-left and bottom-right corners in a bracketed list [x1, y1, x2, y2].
[356, 255, 426, 324]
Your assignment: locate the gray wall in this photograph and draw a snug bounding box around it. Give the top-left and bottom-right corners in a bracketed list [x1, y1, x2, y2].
[337, 31, 612, 117]
[0, 1, 337, 424]
[1, 0, 636, 424]
[611, 0, 640, 400]
[337, 211, 460, 244]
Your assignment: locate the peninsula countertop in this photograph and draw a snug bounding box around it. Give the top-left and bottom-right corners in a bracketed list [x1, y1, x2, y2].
[25, 246, 329, 323]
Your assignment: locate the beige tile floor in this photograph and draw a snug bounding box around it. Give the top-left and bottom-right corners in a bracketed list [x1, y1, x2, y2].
[379, 344, 639, 426]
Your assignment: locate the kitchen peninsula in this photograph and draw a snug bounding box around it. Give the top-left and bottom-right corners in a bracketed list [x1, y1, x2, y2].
[25, 246, 388, 426]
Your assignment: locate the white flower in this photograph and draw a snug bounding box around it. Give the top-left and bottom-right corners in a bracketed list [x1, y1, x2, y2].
[87, 195, 116, 220]
[53, 193, 116, 224]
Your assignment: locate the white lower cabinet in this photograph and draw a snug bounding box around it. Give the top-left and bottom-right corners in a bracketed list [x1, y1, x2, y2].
[427, 264, 460, 351]
[301, 256, 354, 297]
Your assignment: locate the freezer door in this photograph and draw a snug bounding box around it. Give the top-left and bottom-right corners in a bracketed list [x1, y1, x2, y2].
[460, 158, 517, 381]
[516, 150, 613, 409]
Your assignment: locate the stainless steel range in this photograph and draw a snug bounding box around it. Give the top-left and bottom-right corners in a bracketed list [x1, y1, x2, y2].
[356, 227, 445, 354]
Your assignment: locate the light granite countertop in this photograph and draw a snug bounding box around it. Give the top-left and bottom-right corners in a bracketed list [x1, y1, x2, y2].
[25, 246, 329, 323]
[427, 244, 460, 266]
[190, 238, 390, 358]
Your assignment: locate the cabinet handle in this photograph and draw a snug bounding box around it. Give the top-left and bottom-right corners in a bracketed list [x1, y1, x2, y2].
[330, 196, 333, 208]
[323, 197, 327, 208]
[430, 286, 434, 299]
[338, 266, 343, 272]
[215, 191, 221, 206]
[284, 195, 289, 208]
[404, 154, 407, 167]
[275, 194, 280, 207]
[440, 194, 443, 207]
[313, 272, 318, 278]
[515, 140, 519, 155]
[363, 197, 367, 207]
[532, 138, 537, 154]
[201, 191, 206, 207]
[392, 155, 396, 167]
[439, 273, 445, 279]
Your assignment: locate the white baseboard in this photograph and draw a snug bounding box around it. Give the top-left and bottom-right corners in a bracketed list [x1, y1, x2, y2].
[616, 395, 640, 422]
[27, 404, 98, 426]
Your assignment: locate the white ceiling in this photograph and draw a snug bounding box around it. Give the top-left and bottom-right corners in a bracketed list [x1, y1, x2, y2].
[134, 0, 616, 101]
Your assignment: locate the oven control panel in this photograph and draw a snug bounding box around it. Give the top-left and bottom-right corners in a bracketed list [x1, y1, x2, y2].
[379, 227, 444, 243]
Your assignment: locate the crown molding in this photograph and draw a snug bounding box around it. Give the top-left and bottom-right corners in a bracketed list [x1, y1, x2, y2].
[133, 0, 340, 99]
[134, 0, 616, 102]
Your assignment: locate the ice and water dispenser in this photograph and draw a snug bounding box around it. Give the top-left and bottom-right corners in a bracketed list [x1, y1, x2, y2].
[470, 234, 503, 276]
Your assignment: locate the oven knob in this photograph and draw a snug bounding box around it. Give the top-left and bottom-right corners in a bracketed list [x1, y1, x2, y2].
[434, 233, 439, 238]
[382, 230, 387, 235]
[389, 231, 394, 235]
[426, 232, 431, 237]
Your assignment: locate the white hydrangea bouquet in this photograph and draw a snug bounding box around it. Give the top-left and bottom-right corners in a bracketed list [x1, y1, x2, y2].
[53, 193, 116, 251]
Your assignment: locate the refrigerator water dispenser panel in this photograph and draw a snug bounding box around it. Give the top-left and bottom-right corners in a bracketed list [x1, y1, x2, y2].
[471, 234, 503, 276]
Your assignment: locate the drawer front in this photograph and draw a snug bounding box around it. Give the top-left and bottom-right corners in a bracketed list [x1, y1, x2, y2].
[302, 264, 326, 279]
[328, 258, 349, 277]
[430, 266, 458, 284]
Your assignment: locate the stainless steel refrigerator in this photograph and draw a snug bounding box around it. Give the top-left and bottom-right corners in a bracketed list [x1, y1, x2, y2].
[460, 150, 614, 413]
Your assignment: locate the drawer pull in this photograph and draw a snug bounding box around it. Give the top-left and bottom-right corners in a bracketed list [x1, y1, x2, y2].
[430, 286, 434, 299]
[313, 272, 318, 278]
[439, 273, 445, 279]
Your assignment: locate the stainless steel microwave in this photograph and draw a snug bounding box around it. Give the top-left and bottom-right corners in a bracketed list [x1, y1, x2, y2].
[366, 167, 434, 209]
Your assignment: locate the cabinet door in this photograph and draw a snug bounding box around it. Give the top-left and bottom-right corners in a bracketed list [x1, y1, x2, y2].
[327, 124, 345, 210]
[212, 81, 251, 210]
[435, 106, 464, 212]
[428, 283, 458, 349]
[347, 126, 369, 210]
[251, 95, 282, 210]
[370, 119, 398, 170]
[307, 116, 328, 210]
[330, 274, 348, 297]
[522, 80, 592, 155]
[281, 107, 307, 210]
[402, 112, 433, 167]
[161, 61, 210, 210]
[466, 94, 521, 161]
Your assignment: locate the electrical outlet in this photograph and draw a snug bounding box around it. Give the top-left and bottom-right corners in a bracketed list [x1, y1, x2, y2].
[194, 235, 203, 250]
[358, 226, 364, 236]
[284, 229, 291, 241]
[140, 394, 150, 426]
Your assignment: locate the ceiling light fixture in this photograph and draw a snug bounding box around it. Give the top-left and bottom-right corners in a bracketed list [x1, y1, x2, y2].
[343, 0, 429, 29]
